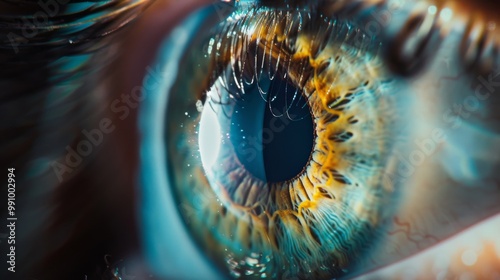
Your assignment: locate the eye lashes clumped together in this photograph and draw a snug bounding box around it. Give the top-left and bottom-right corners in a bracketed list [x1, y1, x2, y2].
[223, 0, 500, 77]
[0, 0, 151, 172]
[204, 4, 384, 121]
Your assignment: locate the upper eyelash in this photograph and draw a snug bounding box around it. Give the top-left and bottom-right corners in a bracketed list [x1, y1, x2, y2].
[204, 6, 382, 105]
[0, 0, 151, 170]
[234, 0, 500, 76]
[0, 0, 151, 93]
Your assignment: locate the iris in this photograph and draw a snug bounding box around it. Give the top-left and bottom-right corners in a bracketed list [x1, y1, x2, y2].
[167, 5, 398, 279]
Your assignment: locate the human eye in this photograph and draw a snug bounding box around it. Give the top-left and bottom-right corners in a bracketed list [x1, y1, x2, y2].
[141, 0, 500, 279]
[3, 0, 500, 279]
[166, 3, 399, 279]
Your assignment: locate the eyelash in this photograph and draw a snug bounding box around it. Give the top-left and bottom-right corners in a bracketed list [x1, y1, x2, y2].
[0, 1, 152, 279]
[230, 0, 499, 77]
[0, 0, 151, 169]
[203, 6, 385, 120]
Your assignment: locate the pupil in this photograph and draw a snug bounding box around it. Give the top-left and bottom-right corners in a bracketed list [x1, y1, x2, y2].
[230, 74, 315, 183]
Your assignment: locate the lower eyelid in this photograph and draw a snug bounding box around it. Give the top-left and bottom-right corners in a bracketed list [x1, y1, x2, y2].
[358, 214, 500, 279]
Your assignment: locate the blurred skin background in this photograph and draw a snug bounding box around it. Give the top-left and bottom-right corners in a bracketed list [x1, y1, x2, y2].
[1, 0, 500, 279]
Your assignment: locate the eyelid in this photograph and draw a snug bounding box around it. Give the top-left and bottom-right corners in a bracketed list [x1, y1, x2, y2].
[357, 214, 500, 279]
